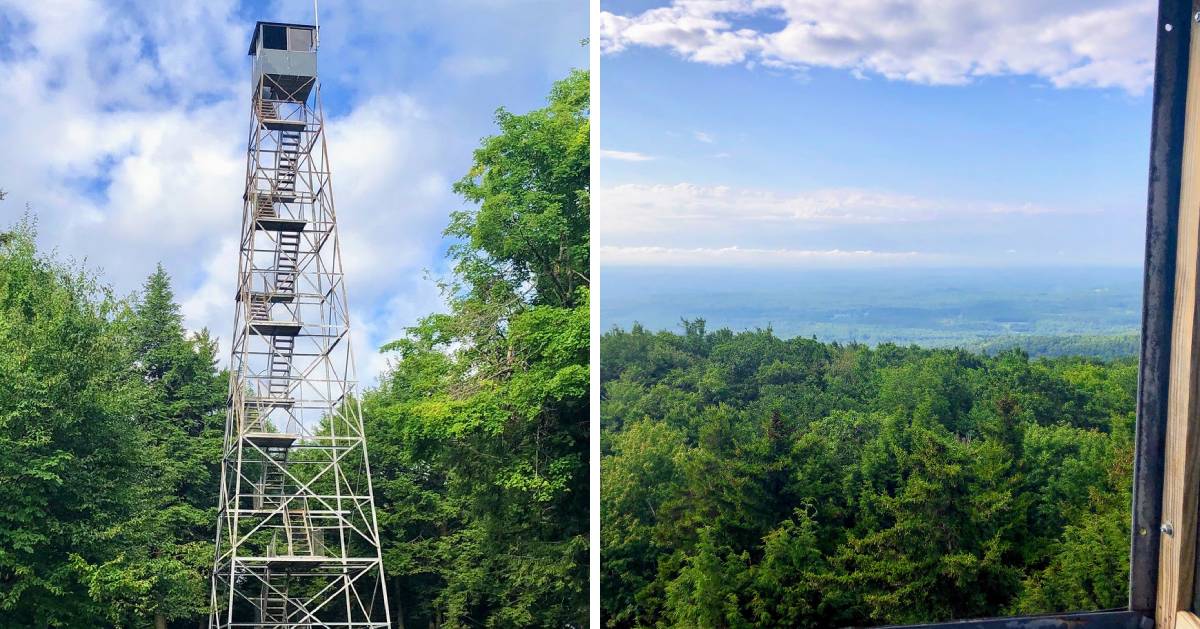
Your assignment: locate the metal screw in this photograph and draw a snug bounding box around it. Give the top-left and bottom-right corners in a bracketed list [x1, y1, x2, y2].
[1194, 11, 1200, 22]
[1162, 522, 1175, 536]
[1167, 23, 1174, 32]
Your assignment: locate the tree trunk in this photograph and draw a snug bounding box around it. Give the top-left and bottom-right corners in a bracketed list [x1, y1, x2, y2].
[154, 613, 166, 629]
[393, 575, 406, 629]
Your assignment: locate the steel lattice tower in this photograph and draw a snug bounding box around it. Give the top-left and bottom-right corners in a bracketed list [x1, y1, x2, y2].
[209, 21, 391, 628]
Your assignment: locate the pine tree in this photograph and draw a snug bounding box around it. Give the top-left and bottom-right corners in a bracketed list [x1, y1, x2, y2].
[73, 265, 225, 627]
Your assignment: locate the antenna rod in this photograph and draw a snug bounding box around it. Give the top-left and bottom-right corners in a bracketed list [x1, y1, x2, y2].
[313, 0, 320, 49]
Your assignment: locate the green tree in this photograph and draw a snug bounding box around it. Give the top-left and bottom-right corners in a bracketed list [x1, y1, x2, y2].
[365, 69, 589, 628]
[0, 218, 144, 626]
[0, 213, 225, 627]
[103, 266, 224, 627]
[449, 69, 589, 311]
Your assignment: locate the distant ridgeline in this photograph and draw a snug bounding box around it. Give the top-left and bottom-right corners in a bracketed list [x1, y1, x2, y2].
[600, 320, 1135, 627]
[608, 323, 1141, 360]
[600, 267, 1144, 353]
[965, 333, 1139, 360]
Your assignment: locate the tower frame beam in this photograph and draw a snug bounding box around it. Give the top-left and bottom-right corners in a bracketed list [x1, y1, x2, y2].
[210, 21, 391, 629]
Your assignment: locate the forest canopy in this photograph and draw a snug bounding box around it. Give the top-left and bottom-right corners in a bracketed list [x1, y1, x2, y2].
[600, 320, 1134, 627]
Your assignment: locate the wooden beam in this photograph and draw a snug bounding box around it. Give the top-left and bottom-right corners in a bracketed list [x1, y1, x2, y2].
[1181, 610, 1200, 629]
[1158, 12, 1200, 628]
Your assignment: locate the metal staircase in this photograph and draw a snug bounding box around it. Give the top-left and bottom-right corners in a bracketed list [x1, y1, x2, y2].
[275, 231, 300, 295]
[277, 130, 300, 199]
[268, 336, 293, 398]
[256, 452, 287, 510]
[249, 294, 271, 323]
[257, 100, 279, 125]
[281, 505, 316, 557]
[260, 571, 289, 626]
[245, 403, 266, 433]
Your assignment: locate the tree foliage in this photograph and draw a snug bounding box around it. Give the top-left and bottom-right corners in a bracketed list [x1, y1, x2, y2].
[601, 322, 1135, 627]
[0, 216, 225, 628]
[363, 69, 590, 628]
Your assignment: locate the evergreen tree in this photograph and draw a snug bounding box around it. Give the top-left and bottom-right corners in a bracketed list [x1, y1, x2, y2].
[68, 266, 225, 627]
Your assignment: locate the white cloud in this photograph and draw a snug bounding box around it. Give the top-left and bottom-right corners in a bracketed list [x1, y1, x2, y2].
[595, 182, 1100, 268]
[0, 0, 247, 297]
[180, 236, 241, 349]
[350, 277, 445, 388]
[693, 130, 715, 143]
[597, 182, 1062, 241]
[599, 148, 657, 161]
[441, 54, 511, 79]
[325, 94, 455, 291]
[600, 0, 1155, 93]
[600, 245, 933, 267]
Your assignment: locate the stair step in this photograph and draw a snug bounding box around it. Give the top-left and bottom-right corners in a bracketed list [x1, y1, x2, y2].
[254, 196, 277, 219]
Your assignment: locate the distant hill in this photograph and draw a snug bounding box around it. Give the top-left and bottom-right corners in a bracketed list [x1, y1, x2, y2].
[602, 266, 1144, 353]
[959, 333, 1139, 360]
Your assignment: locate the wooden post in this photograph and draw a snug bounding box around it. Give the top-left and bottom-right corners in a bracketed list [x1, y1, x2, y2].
[1158, 11, 1200, 628]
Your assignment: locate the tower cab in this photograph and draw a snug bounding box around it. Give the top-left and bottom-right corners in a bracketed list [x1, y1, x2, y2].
[248, 21, 316, 103]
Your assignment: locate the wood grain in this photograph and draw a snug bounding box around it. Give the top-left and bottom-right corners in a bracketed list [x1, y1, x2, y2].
[1158, 15, 1200, 629]
[1180, 610, 1200, 629]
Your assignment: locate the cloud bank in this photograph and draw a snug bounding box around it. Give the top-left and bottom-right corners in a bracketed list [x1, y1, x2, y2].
[600, 245, 931, 267]
[598, 182, 1064, 237]
[600, 0, 1155, 93]
[595, 182, 1125, 268]
[600, 149, 657, 162]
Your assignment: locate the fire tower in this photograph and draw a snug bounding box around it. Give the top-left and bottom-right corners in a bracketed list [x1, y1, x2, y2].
[209, 21, 391, 628]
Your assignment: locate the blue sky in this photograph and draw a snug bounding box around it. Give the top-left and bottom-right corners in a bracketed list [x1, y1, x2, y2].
[0, 0, 586, 382]
[598, 0, 1155, 269]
